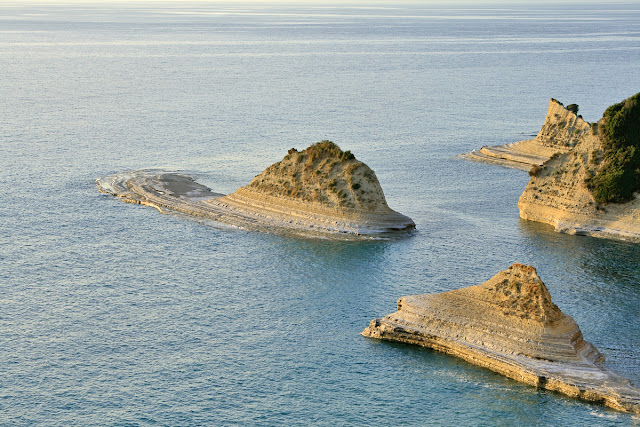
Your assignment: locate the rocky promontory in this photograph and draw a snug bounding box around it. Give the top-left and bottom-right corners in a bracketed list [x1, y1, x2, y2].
[363, 263, 640, 414]
[463, 99, 589, 170]
[518, 93, 640, 241]
[97, 141, 415, 238]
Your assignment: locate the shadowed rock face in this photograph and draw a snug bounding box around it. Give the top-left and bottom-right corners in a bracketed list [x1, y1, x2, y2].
[96, 142, 414, 238]
[363, 264, 640, 414]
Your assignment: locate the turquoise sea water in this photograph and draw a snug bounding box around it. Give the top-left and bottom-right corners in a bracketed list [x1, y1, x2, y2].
[1, 2, 640, 425]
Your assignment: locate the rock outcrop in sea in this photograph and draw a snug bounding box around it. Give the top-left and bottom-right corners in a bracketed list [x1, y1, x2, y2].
[463, 99, 587, 170]
[362, 263, 640, 414]
[517, 95, 640, 242]
[96, 141, 415, 238]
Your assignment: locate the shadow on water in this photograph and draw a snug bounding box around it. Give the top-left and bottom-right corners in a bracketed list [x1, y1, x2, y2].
[256, 231, 399, 287]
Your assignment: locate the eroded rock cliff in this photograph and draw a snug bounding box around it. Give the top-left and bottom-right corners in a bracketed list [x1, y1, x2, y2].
[463, 99, 590, 169]
[363, 263, 640, 414]
[245, 141, 388, 211]
[97, 141, 414, 238]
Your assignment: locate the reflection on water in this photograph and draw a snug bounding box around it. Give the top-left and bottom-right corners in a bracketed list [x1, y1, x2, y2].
[519, 219, 640, 287]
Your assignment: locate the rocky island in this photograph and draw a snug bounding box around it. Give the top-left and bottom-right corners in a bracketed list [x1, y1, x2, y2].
[97, 141, 415, 238]
[463, 99, 585, 170]
[518, 92, 640, 241]
[363, 264, 640, 414]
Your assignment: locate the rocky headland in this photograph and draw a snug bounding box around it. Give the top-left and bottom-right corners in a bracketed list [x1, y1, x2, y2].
[362, 263, 640, 414]
[463, 99, 586, 170]
[518, 93, 640, 242]
[97, 141, 415, 238]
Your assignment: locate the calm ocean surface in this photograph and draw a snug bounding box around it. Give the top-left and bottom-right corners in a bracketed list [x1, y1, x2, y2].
[1, 2, 640, 425]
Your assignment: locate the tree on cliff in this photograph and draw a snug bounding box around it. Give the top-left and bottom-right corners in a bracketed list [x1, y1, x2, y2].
[586, 92, 640, 204]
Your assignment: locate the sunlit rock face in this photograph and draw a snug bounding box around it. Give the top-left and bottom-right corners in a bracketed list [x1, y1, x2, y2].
[363, 264, 640, 414]
[463, 99, 587, 169]
[96, 141, 414, 238]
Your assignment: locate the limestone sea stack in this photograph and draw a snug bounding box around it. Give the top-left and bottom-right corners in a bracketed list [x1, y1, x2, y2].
[463, 99, 587, 170]
[96, 141, 415, 238]
[518, 93, 640, 242]
[363, 264, 640, 414]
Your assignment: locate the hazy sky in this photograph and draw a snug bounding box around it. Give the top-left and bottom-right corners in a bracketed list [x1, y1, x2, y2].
[10, 0, 639, 4]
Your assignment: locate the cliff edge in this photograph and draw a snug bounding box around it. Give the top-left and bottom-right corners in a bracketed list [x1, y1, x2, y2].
[463, 99, 589, 170]
[363, 263, 640, 414]
[518, 93, 640, 242]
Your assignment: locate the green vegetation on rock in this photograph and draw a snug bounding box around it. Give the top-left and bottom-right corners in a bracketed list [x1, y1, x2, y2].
[585, 92, 640, 203]
[247, 140, 387, 210]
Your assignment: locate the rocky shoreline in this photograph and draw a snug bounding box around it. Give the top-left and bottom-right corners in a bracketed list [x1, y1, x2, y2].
[363, 264, 640, 414]
[97, 143, 415, 238]
[463, 96, 640, 242]
[462, 99, 584, 170]
[516, 98, 640, 242]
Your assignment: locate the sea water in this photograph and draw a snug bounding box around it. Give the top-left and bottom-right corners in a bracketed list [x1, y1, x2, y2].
[1, 2, 639, 425]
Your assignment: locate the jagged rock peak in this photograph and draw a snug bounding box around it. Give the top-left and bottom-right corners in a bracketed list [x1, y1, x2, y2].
[245, 140, 390, 211]
[479, 263, 562, 324]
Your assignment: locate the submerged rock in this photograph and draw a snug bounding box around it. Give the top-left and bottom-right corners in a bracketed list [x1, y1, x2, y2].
[96, 141, 414, 238]
[363, 264, 640, 414]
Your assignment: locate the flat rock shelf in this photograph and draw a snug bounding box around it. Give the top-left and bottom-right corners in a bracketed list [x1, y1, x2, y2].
[363, 264, 640, 414]
[96, 143, 415, 239]
[462, 99, 583, 170]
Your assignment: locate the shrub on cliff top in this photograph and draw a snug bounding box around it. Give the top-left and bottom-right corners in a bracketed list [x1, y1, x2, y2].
[566, 104, 579, 115]
[600, 93, 640, 151]
[585, 92, 640, 203]
[304, 140, 357, 162]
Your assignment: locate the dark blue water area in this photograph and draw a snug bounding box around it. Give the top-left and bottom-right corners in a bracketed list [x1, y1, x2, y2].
[1, 2, 640, 425]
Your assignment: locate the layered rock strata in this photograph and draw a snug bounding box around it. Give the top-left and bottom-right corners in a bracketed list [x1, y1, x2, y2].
[97, 142, 415, 238]
[517, 101, 640, 242]
[463, 99, 586, 169]
[363, 264, 640, 414]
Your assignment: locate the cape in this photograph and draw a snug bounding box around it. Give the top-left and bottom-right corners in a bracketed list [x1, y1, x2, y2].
[463, 99, 584, 170]
[363, 264, 640, 414]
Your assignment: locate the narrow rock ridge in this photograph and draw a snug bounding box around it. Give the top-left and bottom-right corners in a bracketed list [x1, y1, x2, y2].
[363, 264, 640, 414]
[517, 104, 640, 242]
[463, 99, 588, 169]
[96, 142, 414, 238]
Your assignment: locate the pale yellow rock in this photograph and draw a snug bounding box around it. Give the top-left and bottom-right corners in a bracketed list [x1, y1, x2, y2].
[516, 105, 640, 242]
[463, 99, 588, 169]
[363, 264, 640, 414]
[96, 142, 414, 238]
